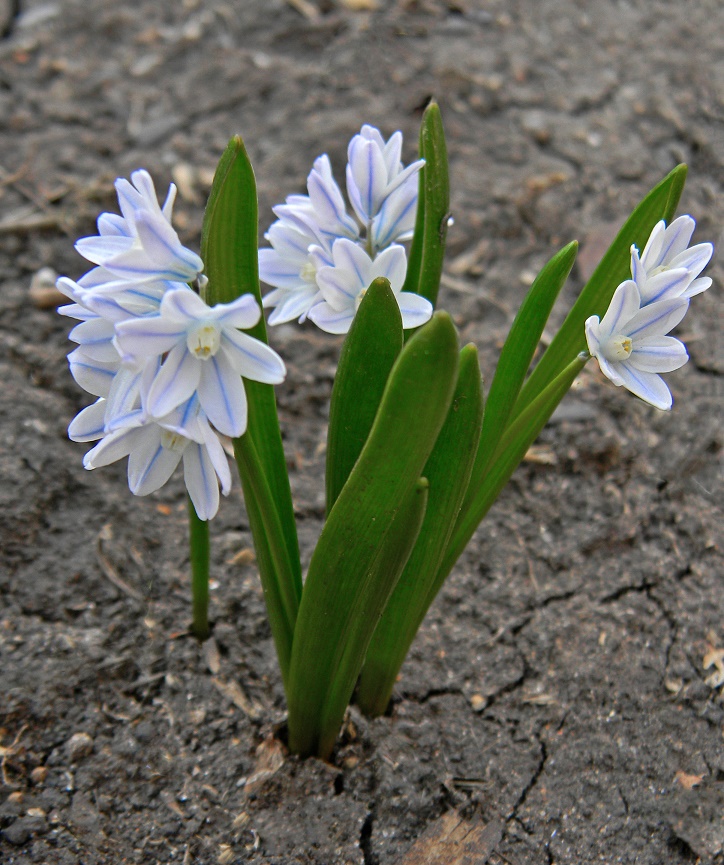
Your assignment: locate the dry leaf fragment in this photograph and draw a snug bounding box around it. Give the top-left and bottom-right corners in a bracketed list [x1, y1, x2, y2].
[703, 647, 724, 670]
[675, 770, 705, 790]
[244, 737, 286, 794]
[203, 637, 221, 674]
[228, 547, 256, 566]
[394, 810, 503, 864]
[524, 444, 558, 465]
[338, 0, 379, 9]
[212, 677, 262, 719]
[171, 163, 198, 203]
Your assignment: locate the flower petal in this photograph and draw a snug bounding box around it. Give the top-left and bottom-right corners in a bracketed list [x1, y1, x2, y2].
[68, 399, 108, 442]
[371, 244, 407, 293]
[624, 296, 688, 341]
[197, 353, 248, 437]
[307, 302, 355, 334]
[597, 280, 641, 339]
[183, 443, 220, 520]
[83, 426, 140, 469]
[584, 315, 602, 358]
[397, 292, 433, 330]
[128, 430, 182, 495]
[259, 248, 307, 291]
[638, 267, 690, 304]
[594, 354, 625, 387]
[160, 286, 210, 323]
[68, 348, 119, 397]
[214, 294, 261, 330]
[371, 176, 419, 250]
[266, 285, 322, 325]
[115, 315, 184, 359]
[199, 421, 231, 495]
[615, 363, 673, 410]
[628, 335, 688, 374]
[147, 342, 202, 418]
[682, 276, 712, 299]
[75, 235, 133, 267]
[220, 330, 286, 383]
[346, 136, 388, 222]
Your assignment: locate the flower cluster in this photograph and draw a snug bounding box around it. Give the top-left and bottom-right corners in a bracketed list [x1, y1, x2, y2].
[586, 216, 713, 410]
[259, 125, 433, 334]
[62, 170, 285, 519]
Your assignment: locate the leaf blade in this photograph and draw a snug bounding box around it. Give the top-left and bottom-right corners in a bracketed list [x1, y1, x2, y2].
[357, 343, 484, 716]
[325, 277, 403, 514]
[403, 101, 450, 308]
[287, 312, 460, 758]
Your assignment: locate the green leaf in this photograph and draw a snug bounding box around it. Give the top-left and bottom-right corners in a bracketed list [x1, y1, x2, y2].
[317, 478, 428, 758]
[201, 136, 302, 679]
[466, 241, 577, 498]
[402, 101, 450, 309]
[326, 278, 403, 514]
[512, 164, 687, 419]
[441, 353, 589, 582]
[357, 343, 484, 717]
[287, 312, 460, 759]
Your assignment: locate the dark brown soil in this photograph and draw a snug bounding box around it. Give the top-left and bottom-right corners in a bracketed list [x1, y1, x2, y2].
[1, 1, 722, 863]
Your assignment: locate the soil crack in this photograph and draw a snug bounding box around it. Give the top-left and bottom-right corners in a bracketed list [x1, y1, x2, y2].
[359, 807, 376, 865]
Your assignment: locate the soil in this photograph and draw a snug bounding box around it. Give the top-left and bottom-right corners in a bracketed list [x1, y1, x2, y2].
[0, 0, 722, 863]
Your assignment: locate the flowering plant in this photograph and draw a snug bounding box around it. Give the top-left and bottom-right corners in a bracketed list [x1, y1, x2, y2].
[61, 103, 712, 760]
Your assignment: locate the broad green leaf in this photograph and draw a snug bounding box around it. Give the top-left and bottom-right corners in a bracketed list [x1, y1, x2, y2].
[402, 101, 450, 308]
[202, 136, 302, 678]
[512, 165, 687, 419]
[316, 479, 428, 760]
[441, 354, 588, 582]
[357, 343, 484, 717]
[466, 241, 577, 498]
[287, 312, 460, 759]
[326, 278, 403, 514]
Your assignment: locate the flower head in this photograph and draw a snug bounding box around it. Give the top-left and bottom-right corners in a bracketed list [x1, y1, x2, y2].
[259, 124, 426, 330]
[585, 280, 689, 410]
[346, 125, 424, 251]
[75, 169, 204, 285]
[630, 215, 713, 305]
[62, 168, 284, 519]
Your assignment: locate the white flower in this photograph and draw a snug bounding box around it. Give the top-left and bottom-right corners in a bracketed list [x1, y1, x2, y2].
[79, 397, 231, 521]
[585, 279, 689, 410]
[306, 155, 361, 243]
[259, 124, 424, 330]
[346, 125, 424, 251]
[115, 288, 286, 437]
[75, 169, 204, 285]
[630, 215, 713, 305]
[307, 238, 433, 335]
[259, 201, 331, 326]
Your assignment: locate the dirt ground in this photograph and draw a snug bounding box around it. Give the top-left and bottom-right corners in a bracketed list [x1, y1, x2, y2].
[1, 0, 722, 863]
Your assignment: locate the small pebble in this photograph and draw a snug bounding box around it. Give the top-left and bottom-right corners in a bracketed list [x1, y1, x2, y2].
[29, 267, 64, 309]
[3, 820, 31, 846]
[66, 732, 94, 762]
[30, 766, 48, 785]
[470, 693, 486, 712]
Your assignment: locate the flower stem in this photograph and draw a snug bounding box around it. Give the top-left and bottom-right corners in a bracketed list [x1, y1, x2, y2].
[188, 496, 211, 641]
